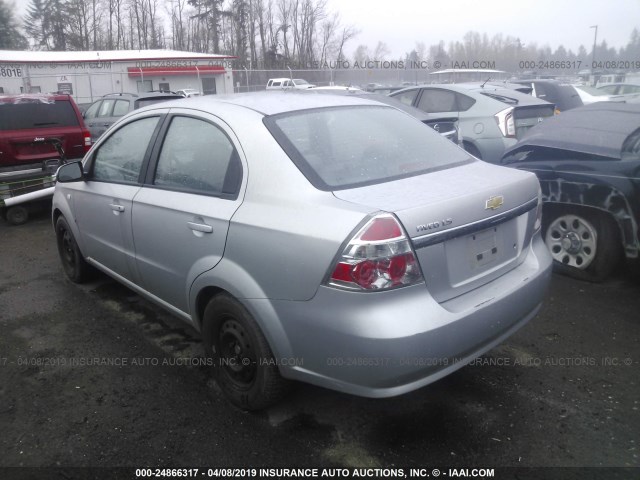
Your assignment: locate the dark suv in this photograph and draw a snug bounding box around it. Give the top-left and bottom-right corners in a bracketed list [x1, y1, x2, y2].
[83, 92, 184, 141]
[511, 79, 583, 112]
[0, 94, 91, 171]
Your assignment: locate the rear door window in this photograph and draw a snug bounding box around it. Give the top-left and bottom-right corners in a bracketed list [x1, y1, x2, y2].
[417, 89, 458, 113]
[112, 100, 130, 117]
[98, 99, 116, 117]
[456, 93, 476, 111]
[392, 89, 419, 106]
[153, 116, 241, 197]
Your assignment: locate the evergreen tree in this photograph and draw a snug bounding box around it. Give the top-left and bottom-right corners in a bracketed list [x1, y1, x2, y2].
[0, 0, 28, 49]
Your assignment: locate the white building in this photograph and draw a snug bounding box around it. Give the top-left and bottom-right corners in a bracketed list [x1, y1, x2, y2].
[0, 49, 236, 104]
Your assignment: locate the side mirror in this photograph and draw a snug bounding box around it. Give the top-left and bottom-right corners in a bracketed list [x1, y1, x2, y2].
[56, 161, 84, 183]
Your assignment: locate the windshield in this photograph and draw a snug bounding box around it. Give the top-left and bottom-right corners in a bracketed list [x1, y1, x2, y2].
[293, 79, 309, 85]
[265, 105, 472, 190]
[576, 85, 610, 96]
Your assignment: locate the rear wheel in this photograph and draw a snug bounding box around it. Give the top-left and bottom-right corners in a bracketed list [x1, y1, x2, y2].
[543, 207, 621, 282]
[55, 215, 93, 283]
[202, 294, 289, 411]
[6, 206, 29, 225]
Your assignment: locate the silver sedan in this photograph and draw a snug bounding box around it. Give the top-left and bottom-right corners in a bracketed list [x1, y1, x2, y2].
[53, 92, 552, 410]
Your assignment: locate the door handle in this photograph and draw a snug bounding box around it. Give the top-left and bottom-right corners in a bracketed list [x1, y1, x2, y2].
[109, 204, 125, 212]
[187, 222, 213, 234]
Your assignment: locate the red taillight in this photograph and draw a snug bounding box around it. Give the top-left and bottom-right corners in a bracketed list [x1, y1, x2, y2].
[83, 129, 92, 153]
[327, 214, 424, 291]
[360, 217, 402, 241]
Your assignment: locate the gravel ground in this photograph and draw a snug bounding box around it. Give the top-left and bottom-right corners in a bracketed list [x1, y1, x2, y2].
[0, 211, 638, 480]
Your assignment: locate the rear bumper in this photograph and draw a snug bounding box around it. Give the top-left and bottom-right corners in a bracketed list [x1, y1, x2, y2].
[246, 232, 552, 398]
[472, 137, 517, 164]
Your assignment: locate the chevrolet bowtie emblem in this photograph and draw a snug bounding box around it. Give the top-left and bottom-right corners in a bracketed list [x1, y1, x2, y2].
[485, 195, 504, 210]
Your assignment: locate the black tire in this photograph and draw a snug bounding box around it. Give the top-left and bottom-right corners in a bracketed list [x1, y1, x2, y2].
[463, 141, 482, 159]
[202, 294, 289, 411]
[6, 206, 29, 225]
[55, 215, 92, 283]
[543, 207, 621, 282]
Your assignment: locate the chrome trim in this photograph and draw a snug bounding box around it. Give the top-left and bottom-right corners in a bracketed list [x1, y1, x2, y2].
[412, 197, 538, 249]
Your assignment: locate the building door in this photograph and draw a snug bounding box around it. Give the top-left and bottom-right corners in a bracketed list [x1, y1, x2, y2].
[202, 77, 217, 95]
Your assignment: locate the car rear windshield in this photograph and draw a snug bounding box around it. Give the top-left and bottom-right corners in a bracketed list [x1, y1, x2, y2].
[265, 105, 473, 190]
[135, 97, 181, 109]
[0, 100, 79, 130]
[480, 92, 519, 105]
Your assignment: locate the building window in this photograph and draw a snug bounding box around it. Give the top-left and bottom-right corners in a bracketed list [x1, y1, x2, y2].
[137, 80, 152, 93]
[29, 86, 42, 93]
[159, 82, 170, 92]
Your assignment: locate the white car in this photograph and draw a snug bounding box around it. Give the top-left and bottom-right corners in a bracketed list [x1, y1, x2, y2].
[176, 88, 201, 97]
[573, 85, 625, 105]
[266, 78, 315, 90]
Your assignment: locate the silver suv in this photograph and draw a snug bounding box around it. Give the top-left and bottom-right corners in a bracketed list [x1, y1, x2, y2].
[53, 93, 552, 410]
[82, 92, 184, 141]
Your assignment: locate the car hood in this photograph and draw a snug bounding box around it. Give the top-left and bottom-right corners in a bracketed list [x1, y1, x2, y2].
[503, 102, 640, 159]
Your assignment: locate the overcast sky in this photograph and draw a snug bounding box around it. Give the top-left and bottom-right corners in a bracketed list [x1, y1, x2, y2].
[327, 0, 640, 58]
[8, 0, 640, 57]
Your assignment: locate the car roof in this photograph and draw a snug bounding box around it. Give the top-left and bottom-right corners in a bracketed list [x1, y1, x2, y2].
[504, 102, 640, 159]
[392, 84, 550, 106]
[0, 93, 74, 103]
[169, 91, 390, 116]
[599, 83, 640, 87]
[302, 89, 433, 120]
[513, 79, 565, 84]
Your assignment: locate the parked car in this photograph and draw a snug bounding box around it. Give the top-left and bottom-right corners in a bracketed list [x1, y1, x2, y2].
[511, 79, 583, 112]
[0, 94, 91, 171]
[370, 86, 406, 95]
[573, 85, 626, 105]
[266, 78, 315, 90]
[82, 91, 184, 141]
[305, 86, 460, 144]
[597, 83, 640, 96]
[53, 92, 552, 410]
[390, 84, 555, 163]
[502, 102, 640, 281]
[176, 88, 201, 97]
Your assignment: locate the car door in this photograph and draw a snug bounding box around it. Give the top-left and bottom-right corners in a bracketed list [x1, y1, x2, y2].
[414, 88, 477, 141]
[83, 100, 103, 141]
[72, 114, 163, 283]
[131, 111, 244, 315]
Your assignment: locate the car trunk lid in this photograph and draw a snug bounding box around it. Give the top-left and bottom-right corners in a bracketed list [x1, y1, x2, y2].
[513, 104, 555, 139]
[333, 161, 540, 302]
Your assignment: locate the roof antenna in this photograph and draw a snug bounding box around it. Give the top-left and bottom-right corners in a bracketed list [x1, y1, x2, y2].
[481, 77, 491, 88]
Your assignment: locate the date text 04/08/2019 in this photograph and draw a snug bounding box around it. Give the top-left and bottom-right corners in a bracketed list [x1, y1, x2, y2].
[134, 467, 496, 478]
[519, 60, 640, 70]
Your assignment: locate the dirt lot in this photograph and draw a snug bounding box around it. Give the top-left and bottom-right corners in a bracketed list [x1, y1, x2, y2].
[0, 211, 639, 479]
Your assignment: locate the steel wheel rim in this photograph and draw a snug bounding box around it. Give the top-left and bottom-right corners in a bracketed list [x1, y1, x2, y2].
[61, 229, 76, 268]
[9, 209, 27, 224]
[545, 214, 597, 269]
[219, 319, 256, 388]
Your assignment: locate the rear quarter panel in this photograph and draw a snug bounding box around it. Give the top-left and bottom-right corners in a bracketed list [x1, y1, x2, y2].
[512, 156, 640, 258]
